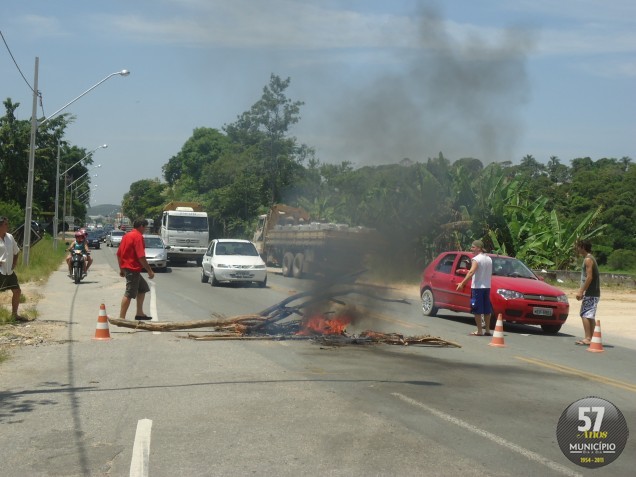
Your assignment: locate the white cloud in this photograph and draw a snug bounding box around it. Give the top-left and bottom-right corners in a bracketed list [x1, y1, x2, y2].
[16, 14, 69, 39]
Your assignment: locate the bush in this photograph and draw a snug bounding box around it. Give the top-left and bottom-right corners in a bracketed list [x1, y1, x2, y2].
[606, 249, 636, 272]
[0, 201, 24, 227]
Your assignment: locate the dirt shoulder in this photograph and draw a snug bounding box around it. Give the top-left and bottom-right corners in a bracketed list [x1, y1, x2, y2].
[0, 281, 67, 352]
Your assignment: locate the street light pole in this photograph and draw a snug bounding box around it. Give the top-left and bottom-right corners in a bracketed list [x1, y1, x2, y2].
[67, 172, 98, 221]
[23, 57, 39, 265]
[54, 144, 107, 249]
[22, 64, 130, 265]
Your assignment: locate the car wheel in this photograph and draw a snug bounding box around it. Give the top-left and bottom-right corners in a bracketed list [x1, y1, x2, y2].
[211, 271, 220, 287]
[200, 268, 209, 283]
[292, 253, 304, 278]
[258, 276, 267, 288]
[421, 288, 438, 316]
[541, 324, 562, 334]
[282, 252, 294, 277]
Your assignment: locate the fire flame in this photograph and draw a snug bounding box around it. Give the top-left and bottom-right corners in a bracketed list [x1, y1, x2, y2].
[297, 313, 352, 336]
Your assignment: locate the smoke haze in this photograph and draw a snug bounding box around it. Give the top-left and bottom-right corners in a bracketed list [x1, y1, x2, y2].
[319, 5, 535, 166]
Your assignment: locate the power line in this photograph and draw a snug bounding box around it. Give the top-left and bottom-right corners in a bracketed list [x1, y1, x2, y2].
[0, 29, 47, 119]
[0, 29, 34, 93]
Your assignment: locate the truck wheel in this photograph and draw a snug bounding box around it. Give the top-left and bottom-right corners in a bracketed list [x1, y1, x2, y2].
[282, 252, 294, 277]
[292, 253, 304, 279]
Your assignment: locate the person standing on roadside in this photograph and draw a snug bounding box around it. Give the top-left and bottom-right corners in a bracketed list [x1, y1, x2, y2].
[0, 216, 26, 321]
[456, 239, 493, 336]
[116, 218, 154, 320]
[575, 240, 600, 345]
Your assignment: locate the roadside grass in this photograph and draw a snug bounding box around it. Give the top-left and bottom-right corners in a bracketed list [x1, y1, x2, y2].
[0, 236, 66, 326]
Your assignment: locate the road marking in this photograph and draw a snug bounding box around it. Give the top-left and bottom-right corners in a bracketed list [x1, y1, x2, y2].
[148, 281, 161, 335]
[516, 356, 636, 393]
[392, 393, 582, 477]
[129, 418, 152, 477]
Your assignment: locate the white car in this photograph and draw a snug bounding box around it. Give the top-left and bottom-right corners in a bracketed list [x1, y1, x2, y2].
[106, 230, 125, 247]
[143, 234, 169, 272]
[200, 239, 267, 287]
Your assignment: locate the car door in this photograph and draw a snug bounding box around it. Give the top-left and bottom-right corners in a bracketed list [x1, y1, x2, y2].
[202, 241, 215, 276]
[451, 254, 473, 312]
[429, 253, 457, 307]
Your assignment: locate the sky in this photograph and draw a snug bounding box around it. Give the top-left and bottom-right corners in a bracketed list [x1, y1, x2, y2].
[1, 0, 634, 206]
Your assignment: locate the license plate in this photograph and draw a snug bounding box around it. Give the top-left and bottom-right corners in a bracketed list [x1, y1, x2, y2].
[533, 307, 553, 316]
[234, 272, 250, 278]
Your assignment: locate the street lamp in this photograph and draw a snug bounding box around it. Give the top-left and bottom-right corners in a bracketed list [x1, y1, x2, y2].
[66, 172, 98, 223]
[22, 59, 129, 264]
[77, 184, 97, 202]
[54, 144, 107, 248]
[62, 164, 102, 238]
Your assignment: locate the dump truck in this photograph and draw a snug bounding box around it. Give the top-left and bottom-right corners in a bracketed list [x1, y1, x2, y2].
[252, 204, 376, 278]
[160, 201, 209, 265]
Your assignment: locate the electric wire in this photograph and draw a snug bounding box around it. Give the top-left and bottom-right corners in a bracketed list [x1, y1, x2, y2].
[0, 29, 47, 118]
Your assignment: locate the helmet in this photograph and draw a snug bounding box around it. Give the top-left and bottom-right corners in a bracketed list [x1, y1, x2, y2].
[75, 231, 84, 239]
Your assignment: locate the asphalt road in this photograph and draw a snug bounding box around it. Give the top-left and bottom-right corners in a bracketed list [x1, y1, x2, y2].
[0, 247, 634, 477]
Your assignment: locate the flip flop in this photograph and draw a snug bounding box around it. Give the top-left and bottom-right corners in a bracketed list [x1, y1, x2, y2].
[469, 331, 483, 336]
[575, 340, 591, 345]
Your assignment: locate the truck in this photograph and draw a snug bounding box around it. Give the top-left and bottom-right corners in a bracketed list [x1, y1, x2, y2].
[252, 204, 376, 279]
[160, 201, 209, 265]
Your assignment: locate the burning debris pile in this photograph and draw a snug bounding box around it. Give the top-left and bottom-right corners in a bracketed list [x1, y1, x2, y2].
[108, 273, 460, 348]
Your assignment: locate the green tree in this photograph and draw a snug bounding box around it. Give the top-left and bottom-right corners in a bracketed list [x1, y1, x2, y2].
[121, 179, 167, 226]
[223, 74, 307, 205]
[162, 127, 230, 193]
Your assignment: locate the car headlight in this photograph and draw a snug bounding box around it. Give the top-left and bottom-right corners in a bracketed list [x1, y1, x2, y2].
[216, 264, 230, 268]
[557, 294, 569, 304]
[497, 288, 524, 300]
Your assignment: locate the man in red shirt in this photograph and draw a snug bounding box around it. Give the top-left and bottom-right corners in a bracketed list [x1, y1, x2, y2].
[116, 219, 155, 320]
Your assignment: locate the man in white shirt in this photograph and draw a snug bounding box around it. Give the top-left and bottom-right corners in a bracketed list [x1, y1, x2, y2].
[456, 239, 493, 336]
[0, 216, 26, 321]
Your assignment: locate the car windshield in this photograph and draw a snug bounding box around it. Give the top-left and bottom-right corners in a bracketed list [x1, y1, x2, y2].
[167, 216, 208, 232]
[491, 256, 536, 279]
[144, 238, 164, 248]
[112, 231, 124, 237]
[215, 242, 258, 256]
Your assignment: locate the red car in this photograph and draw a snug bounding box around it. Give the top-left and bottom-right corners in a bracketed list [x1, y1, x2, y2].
[419, 251, 570, 333]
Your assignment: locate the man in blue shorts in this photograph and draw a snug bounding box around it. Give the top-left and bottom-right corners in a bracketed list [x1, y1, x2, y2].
[575, 240, 600, 345]
[457, 240, 493, 336]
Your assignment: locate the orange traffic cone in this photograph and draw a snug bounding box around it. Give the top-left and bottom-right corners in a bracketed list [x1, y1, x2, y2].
[587, 320, 604, 353]
[93, 303, 112, 341]
[489, 314, 506, 347]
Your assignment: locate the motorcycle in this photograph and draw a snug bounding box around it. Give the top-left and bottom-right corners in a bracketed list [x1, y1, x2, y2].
[71, 250, 85, 284]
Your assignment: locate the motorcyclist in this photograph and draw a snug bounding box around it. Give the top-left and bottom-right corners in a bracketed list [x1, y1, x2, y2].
[81, 229, 93, 272]
[66, 231, 91, 276]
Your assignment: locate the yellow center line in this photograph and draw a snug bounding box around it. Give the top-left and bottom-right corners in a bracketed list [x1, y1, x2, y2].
[516, 356, 636, 393]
